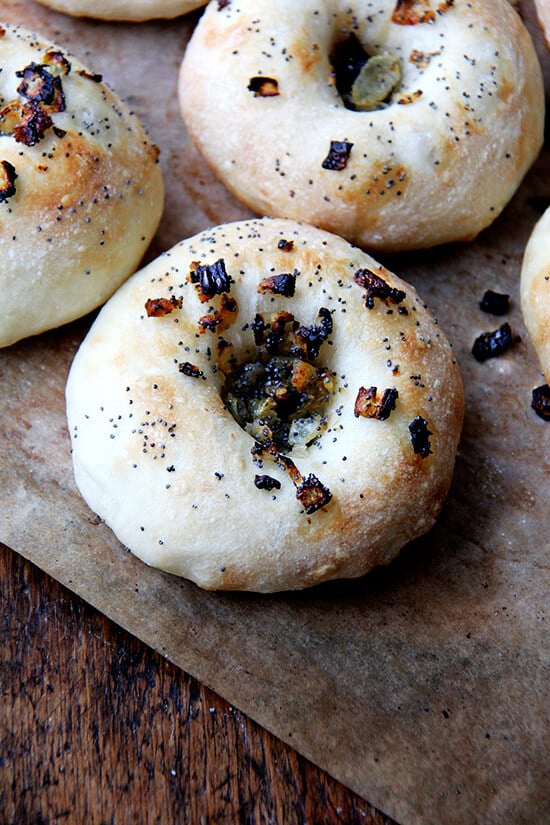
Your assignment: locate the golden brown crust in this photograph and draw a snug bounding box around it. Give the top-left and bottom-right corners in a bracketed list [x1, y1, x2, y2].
[520, 206, 550, 382]
[31, 0, 206, 21]
[179, 0, 544, 252]
[0, 23, 164, 348]
[66, 218, 464, 592]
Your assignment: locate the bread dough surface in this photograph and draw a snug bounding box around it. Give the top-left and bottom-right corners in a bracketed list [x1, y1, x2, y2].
[521, 206, 550, 382]
[32, 0, 205, 21]
[534, 0, 550, 48]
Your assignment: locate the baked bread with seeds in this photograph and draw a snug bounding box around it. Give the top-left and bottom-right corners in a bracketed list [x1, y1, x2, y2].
[0, 22, 164, 348]
[179, 0, 544, 252]
[66, 217, 464, 592]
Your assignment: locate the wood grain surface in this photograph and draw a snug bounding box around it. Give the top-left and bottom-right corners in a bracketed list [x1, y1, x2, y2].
[1, 544, 397, 825]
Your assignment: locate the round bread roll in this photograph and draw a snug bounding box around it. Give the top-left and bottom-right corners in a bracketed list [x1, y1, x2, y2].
[66, 217, 464, 592]
[32, 0, 206, 20]
[521, 206, 550, 384]
[179, 0, 544, 253]
[0, 22, 164, 348]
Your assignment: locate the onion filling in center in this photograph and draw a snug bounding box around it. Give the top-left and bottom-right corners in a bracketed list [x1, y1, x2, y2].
[221, 308, 335, 452]
[332, 34, 402, 111]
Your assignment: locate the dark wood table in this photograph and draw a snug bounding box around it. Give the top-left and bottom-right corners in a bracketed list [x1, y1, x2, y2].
[1, 544, 397, 824]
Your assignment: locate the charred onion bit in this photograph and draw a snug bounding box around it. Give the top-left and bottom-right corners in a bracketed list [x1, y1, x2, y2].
[263, 310, 295, 354]
[144, 295, 182, 317]
[354, 268, 406, 309]
[258, 272, 296, 297]
[190, 258, 232, 301]
[253, 441, 332, 514]
[42, 50, 72, 77]
[295, 307, 333, 359]
[409, 415, 432, 458]
[479, 289, 510, 316]
[254, 474, 281, 491]
[355, 386, 398, 420]
[0, 58, 70, 146]
[198, 312, 224, 333]
[391, 0, 437, 25]
[16, 63, 66, 112]
[251, 313, 266, 346]
[247, 76, 280, 97]
[409, 50, 440, 69]
[0, 55, 71, 146]
[277, 238, 294, 251]
[0, 160, 17, 202]
[437, 0, 455, 13]
[14, 101, 53, 145]
[198, 294, 238, 333]
[332, 34, 369, 101]
[252, 308, 332, 359]
[397, 89, 423, 105]
[322, 140, 354, 171]
[531, 385, 550, 421]
[296, 474, 333, 514]
[0, 100, 53, 146]
[178, 361, 204, 379]
[217, 0, 231, 8]
[472, 322, 519, 361]
[77, 69, 103, 82]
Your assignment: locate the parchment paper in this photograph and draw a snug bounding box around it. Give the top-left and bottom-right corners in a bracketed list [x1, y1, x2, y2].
[1, 2, 549, 823]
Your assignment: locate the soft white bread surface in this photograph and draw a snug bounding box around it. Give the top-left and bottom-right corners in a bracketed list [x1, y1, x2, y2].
[534, 0, 550, 48]
[32, 0, 205, 21]
[179, 0, 544, 253]
[66, 217, 464, 593]
[0, 22, 164, 348]
[521, 206, 550, 381]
